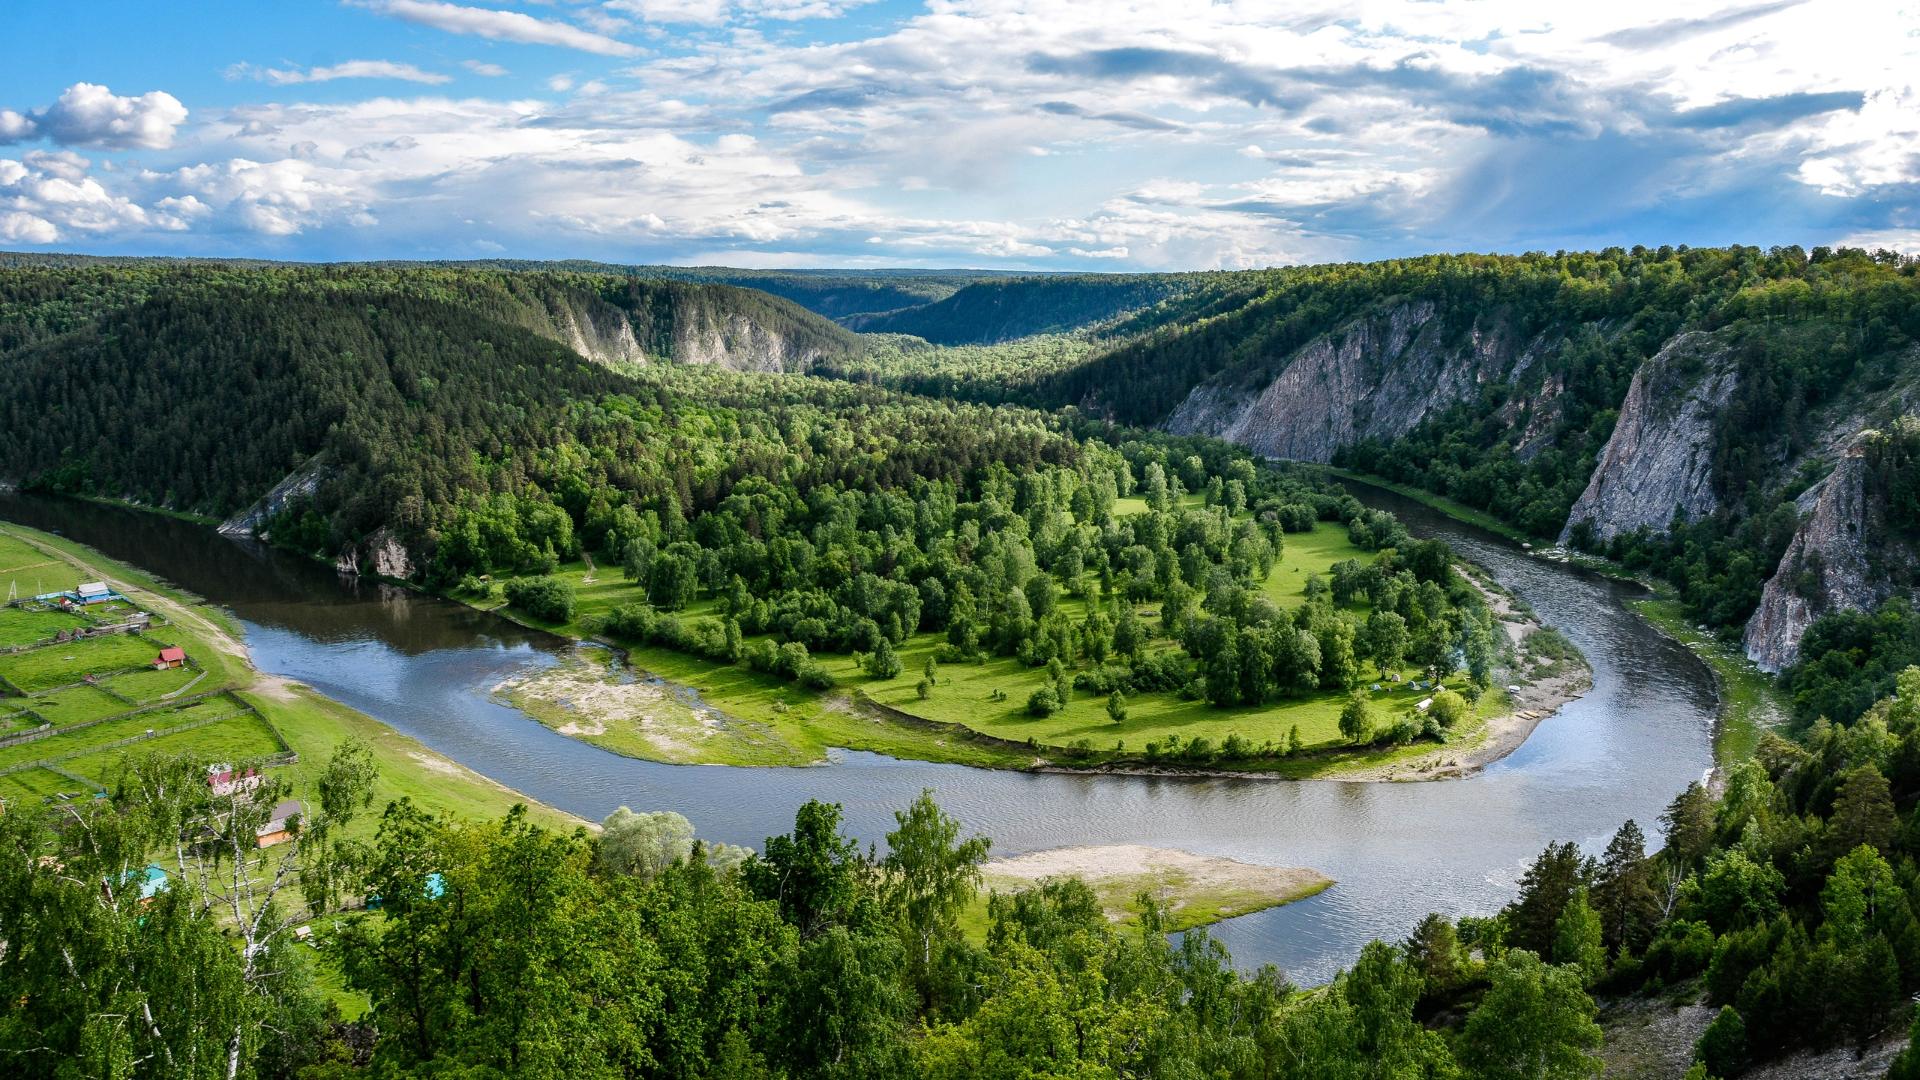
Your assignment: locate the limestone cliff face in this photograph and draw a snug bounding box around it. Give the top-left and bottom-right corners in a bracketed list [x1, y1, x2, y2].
[1743, 428, 1916, 671]
[672, 307, 827, 372]
[218, 458, 329, 537]
[537, 290, 833, 373]
[549, 296, 646, 367]
[1163, 301, 1553, 462]
[334, 526, 414, 580]
[1558, 332, 1738, 545]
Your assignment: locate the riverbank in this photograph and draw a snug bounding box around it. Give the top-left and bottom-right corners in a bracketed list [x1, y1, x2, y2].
[0, 521, 586, 831]
[1631, 597, 1786, 770]
[964, 844, 1334, 936]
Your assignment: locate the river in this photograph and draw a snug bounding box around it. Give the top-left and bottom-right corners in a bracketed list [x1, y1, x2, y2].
[0, 488, 1716, 984]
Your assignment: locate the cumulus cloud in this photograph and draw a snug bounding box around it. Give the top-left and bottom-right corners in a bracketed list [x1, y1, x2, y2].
[236, 60, 453, 86]
[0, 151, 157, 242]
[0, 83, 188, 150]
[361, 0, 642, 57]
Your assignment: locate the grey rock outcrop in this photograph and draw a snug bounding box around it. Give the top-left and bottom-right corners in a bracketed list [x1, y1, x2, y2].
[1744, 431, 1908, 671]
[1743, 446, 1874, 671]
[335, 526, 414, 580]
[551, 297, 646, 367]
[219, 459, 329, 537]
[1163, 300, 1550, 462]
[673, 309, 825, 372]
[1559, 332, 1737, 545]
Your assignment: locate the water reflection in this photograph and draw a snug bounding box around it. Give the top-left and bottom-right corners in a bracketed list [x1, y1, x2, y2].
[0, 490, 1716, 983]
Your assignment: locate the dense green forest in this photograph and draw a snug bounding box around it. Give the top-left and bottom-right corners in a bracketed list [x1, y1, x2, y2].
[816, 246, 1920, 638]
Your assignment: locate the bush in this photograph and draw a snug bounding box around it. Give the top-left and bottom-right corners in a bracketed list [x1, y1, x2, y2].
[1428, 688, 1470, 728]
[504, 576, 574, 622]
[1695, 1006, 1747, 1078]
[1027, 686, 1061, 717]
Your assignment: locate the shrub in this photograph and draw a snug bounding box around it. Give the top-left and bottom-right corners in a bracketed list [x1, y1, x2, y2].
[1027, 686, 1061, 717]
[1695, 1006, 1747, 1078]
[504, 576, 574, 623]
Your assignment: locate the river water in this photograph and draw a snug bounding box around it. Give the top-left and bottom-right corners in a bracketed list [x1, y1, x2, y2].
[0, 489, 1715, 983]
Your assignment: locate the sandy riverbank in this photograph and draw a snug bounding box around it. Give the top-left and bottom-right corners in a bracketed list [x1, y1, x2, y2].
[977, 844, 1333, 931]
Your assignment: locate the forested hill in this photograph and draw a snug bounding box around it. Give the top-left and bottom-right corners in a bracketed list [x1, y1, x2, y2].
[839, 246, 1920, 672]
[0, 261, 864, 523]
[842, 273, 1194, 343]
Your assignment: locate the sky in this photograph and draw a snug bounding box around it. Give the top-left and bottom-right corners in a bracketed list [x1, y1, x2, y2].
[0, 0, 1915, 270]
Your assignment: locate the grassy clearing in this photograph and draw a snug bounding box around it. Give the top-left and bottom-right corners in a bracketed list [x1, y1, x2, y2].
[1632, 598, 1786, 766]
[23, 684, 127, 726]
[0, 633, 174, 692]
[0, 520, 585, 829]
[0, 605, 87, 647]
[100, 663, 205, 702]
[0, 767, 93, 800]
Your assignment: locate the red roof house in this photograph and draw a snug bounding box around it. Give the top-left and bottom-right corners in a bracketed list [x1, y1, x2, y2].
[154, 647, 187, 670]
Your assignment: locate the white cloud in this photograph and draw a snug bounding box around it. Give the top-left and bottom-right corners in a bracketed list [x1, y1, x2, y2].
[605, 0, 877, 26]
[0, 83, 188, 150]
[0, 152, 157, 241]
[363, 0, 642, 57]
[462, 59, 510, 77]
[242, 60, 453, 86]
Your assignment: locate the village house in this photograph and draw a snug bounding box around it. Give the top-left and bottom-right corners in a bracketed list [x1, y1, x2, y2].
[206, 763, 262, 798]
[255, 799, 304, 848]
[153, 646, 187, 670]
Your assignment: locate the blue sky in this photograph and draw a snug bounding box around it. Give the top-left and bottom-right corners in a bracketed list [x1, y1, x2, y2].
[1, 0, 1915, 270]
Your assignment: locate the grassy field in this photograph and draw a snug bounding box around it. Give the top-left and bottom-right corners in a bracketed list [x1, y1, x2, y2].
[0, 605, 87, 647]
[476, 517, 1494, 772]
[0, 632, 171, 692]
[1632, 598, 1786, 766]
[0, 521, 585, 831]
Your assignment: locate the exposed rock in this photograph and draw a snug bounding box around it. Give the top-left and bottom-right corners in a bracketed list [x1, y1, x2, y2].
[1559, 332, 1738, 546]
[673, 308, 826, 372]
[551, 296, 646, 367]
[335, 526, 414, 580]
[1163, 300, 1548, 462]
[218, 458, 329, 537]
[1744, 440, 1889, 671]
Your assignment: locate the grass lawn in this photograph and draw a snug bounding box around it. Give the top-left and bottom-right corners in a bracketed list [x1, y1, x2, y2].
[0, 606, 87, 647]
[0, 767, 96, 801]
[0, 633, 174, 692]
[23, 684, 128, 726]
[100, 663, 206, 702]
[1633, 598, 1785, 766]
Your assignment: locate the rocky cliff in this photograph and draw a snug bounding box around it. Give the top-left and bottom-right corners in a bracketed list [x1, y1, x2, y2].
[1743, 445, 1883, 670]
[547, 294, 647, 367]
[218, 459, 330, 538]
[1559, 332, 1738, 545]
[1163, 300, 1550, 462]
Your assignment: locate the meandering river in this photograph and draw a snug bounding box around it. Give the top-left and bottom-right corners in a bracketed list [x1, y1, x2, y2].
[0, 488, 1715, 983]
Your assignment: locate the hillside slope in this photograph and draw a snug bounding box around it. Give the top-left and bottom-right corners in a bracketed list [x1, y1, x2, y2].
[0, 262, 860, 525]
